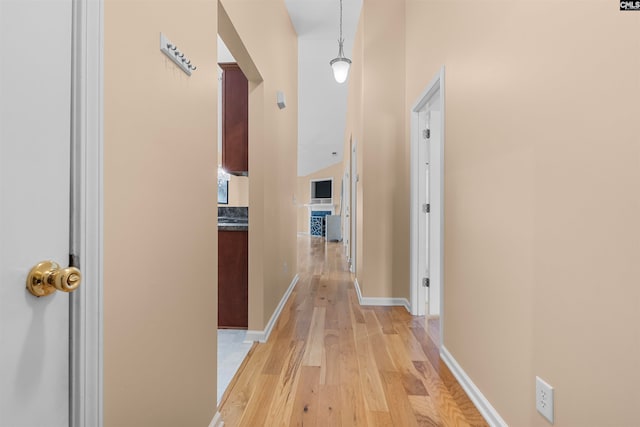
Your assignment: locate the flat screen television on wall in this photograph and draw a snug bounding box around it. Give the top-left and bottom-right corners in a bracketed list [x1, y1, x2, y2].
[311, 179, 332, 200]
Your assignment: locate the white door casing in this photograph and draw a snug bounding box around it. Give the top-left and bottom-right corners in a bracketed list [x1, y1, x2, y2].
[343, 168, 350, 259]
[410, 67, 445, 336]
[350, 140, 357, 274]
[69, 0, 104, 425]
[417, 110, 430, 310]
[0, 0, 103, 426]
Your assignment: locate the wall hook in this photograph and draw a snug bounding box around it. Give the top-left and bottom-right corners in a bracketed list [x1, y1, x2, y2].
[160, 33, 195, 76]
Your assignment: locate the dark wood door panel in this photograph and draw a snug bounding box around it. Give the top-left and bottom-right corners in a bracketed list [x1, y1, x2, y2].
[218, 230, 248, 328]
[219, 63, 248, 175]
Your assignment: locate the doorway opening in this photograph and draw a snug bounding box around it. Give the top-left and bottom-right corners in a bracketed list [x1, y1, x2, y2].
[410, 67, 445, 344]
[215, 32, 252, 405]
[216, 2, 265, 404]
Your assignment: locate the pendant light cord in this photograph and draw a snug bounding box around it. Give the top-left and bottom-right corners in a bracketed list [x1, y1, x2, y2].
[337, 0, 345, 58]
[330, 0, 351, 74]
[339, 0, 343, 43]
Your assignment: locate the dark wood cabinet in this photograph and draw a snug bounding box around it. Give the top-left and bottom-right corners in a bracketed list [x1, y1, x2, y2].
[219, 63, 248, 175]
[218, 230, 248, 328]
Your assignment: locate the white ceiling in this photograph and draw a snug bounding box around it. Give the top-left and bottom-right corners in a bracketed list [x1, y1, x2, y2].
[285, 0, 363, 176]
[285, 0, 362, 40]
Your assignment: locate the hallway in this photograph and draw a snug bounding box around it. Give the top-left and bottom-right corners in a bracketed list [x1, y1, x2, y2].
[218, 236, 487, 426]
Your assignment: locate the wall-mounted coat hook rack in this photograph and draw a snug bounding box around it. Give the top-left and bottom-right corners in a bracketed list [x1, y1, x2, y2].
[160, 33, 197, 76]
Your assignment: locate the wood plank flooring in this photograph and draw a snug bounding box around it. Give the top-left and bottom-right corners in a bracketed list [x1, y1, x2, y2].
[218, 236, 488, 427]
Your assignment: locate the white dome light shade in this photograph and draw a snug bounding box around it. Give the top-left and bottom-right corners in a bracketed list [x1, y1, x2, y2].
[330, 57, 351, 83]
[330, 0, 352, 84]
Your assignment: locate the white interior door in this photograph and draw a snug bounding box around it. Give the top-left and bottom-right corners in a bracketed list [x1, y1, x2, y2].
[411, 68, 444, 324]
[343, 168, 350, 259]
[1, 0, 74, 426]
[414, 88, 442, 317]
[417, 110, 429, 315]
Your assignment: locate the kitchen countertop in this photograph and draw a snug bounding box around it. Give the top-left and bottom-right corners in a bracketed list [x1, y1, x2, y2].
[218, 217, 248, 231]
[218, 223, 248, 231]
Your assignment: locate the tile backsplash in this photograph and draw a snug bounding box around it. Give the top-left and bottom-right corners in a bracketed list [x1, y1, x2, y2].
[218, 206, 248, 219]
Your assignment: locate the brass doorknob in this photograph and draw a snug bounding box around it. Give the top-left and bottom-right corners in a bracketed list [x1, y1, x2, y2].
[26, 261, 82, 297]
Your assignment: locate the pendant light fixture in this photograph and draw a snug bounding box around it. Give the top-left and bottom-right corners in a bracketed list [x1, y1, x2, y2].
[330, 0, 351, 84]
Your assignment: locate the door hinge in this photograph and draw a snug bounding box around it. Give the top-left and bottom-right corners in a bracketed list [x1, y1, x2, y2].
[422, 129, 430, 139]
[69, 253, 80, 268]
[422, 203, 430, 213]
[422, 277, 430, 288]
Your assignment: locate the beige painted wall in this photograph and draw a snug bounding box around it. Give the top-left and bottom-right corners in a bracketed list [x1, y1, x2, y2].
[227, 175, 249, 206]
[347, 0, 640, 425]
[103, 1, 218, 425]
[365, 0, 409, 300]
[220, 0, 298, 330]
[297, 162, 344, 234]
[344, 0, 409, 299]
[405, 1, 640, 425]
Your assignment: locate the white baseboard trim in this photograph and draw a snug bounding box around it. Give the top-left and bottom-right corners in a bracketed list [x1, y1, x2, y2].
[208, 411, 224, 427]
[360, 297, 411, 312]
[353, 278, 411, 312]
[440, 346, 507, 427]
[245, 274, 299, 343]
[354, 278, 363, 302]
[244, 330, 264, 343]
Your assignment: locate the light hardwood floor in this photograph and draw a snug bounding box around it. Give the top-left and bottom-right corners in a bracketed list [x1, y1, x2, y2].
[218, 235, 488, 427]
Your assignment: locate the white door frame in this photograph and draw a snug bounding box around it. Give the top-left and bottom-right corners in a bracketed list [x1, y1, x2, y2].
[69, 0, 104, 425]
[350, 140, 357, 274]
[343, 167, 350, 258]
[410, 67, 445, 331]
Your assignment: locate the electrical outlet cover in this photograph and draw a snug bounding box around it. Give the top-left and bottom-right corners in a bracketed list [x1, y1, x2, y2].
[536, 376, 554, 424]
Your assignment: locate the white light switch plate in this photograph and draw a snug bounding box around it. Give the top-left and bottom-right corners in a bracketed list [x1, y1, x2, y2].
[536, 376, 554, 424]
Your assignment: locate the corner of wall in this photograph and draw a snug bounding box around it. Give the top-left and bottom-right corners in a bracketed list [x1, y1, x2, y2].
[357, 0, 409, 300]
[220, 0, 299, 332]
